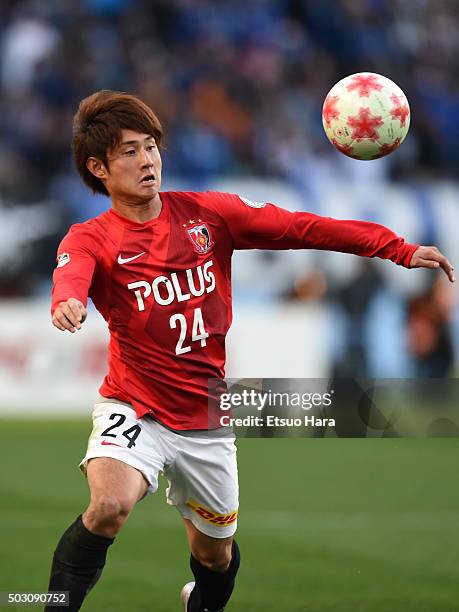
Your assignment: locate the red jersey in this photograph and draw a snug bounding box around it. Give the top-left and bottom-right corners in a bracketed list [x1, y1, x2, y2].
[51, 191, 417, 429]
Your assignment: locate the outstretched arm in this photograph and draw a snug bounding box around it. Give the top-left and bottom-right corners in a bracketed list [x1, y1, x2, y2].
[211, 193, 455, 278]
[409, 246, 455, 283]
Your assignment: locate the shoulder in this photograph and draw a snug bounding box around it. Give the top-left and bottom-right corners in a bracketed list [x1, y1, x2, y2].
[164, 191, 273, 233]
[60, 213, 109, 253]
[164, 190, 241, 210]
[163, 191, 238, 228]
[184, 191, 268, 212]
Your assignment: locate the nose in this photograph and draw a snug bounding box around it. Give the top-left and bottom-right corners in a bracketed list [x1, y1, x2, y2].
[139, 147, 154, 167]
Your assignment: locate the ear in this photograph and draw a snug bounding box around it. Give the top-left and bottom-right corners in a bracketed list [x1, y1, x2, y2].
[86, 157, 109, 181]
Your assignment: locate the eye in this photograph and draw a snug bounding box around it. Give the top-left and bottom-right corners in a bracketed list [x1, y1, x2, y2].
[124, 149, 136, 156]
[147, 144, 156, 151]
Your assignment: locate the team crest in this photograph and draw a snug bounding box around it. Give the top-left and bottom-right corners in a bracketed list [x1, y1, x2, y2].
[185, 221, 213, 254]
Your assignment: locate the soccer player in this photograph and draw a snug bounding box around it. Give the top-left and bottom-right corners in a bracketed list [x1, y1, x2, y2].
[46, 90, 454, 612]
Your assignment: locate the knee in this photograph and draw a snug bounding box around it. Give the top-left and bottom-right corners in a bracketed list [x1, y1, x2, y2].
[193, 540, 233, 573]
[83, 495, 132, 537]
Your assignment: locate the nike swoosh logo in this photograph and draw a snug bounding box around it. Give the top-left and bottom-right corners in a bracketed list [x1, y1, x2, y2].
[101, 439, 122, 447]
[117, 252, 146, 265]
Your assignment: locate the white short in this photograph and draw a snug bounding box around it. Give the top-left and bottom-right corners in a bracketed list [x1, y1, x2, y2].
[79, 401, 239, 538]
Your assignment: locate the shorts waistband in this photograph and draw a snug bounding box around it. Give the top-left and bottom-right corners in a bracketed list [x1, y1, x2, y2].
[96, 395, 132, 409]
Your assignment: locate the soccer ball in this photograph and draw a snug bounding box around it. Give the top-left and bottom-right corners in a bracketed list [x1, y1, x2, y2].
[322, 72, 410, 160]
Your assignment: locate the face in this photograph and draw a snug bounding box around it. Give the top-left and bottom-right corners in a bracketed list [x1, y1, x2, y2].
[87, 129, 162, 203]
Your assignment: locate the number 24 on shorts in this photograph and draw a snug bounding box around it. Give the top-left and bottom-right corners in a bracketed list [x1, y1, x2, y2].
[101, 413, 142, 448]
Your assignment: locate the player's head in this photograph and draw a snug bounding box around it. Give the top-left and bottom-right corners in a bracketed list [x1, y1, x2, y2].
[72, 90, 163, 200]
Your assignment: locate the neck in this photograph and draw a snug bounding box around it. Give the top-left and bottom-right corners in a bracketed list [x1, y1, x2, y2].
[111, 193, 162, 223]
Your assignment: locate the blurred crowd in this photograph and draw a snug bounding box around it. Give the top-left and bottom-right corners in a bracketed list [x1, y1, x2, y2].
[0, 0, 458, 375]
[1, 0, 458, 194]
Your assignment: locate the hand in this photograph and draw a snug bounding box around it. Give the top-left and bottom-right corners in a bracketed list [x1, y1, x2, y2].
[409, 246, 455, 283]
[52, 298, 88, 333]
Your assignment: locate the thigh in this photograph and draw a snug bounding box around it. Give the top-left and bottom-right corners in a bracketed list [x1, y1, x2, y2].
[166, 434, 239, 539]
[86, 457, 148, 507]
[83, 457, 148, 537]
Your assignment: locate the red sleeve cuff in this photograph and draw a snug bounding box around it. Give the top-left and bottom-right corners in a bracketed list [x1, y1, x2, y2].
[397, 242, 419, 268]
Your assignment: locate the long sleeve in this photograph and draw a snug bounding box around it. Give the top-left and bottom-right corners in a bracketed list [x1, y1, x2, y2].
[212, 192, 418, 267]
[51, 225, 98, 314]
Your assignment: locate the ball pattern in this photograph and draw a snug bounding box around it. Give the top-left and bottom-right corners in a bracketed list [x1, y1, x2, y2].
[322, 73, 410, 160]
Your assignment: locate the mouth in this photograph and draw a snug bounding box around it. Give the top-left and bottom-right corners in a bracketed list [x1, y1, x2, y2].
[140, 173, 156, 185]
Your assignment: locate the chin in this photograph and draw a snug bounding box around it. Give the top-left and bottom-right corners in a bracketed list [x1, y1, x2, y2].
[135, 185, 158, 199]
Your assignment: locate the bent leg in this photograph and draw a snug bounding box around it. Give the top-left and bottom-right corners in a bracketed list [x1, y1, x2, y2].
[183, 518, 240, 612]
[83, 457, 149, 537]
[46, 458, 148, 611]
[183, 517, 233, 572]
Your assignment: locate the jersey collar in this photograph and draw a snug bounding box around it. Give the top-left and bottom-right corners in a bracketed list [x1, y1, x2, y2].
[108, 193, 169, 230]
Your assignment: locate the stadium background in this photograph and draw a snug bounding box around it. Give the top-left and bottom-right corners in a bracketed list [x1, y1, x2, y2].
[0, 1, 458, 610]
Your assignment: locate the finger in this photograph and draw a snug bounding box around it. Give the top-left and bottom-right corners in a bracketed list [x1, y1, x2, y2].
[416, 258, 456, 282]
[416, 258, 440, 270]
[64, 314, 79, 331]
[435, 256, 455, 282]
[68, 301, 84, 328]
[426, 250, 455, 282]
[52, 317, 67, 332]
[55, 319, 75, 333]
[440, 261, 456, 283]
[431, 251, 453, 269]
[77, 304, 88, 323]
[424, 247, 453, 269]
[60, 303, 81, 329]
[54, 311, 77, 333]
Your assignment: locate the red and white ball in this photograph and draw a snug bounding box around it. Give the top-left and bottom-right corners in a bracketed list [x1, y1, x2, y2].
[322, 72, 410, 160]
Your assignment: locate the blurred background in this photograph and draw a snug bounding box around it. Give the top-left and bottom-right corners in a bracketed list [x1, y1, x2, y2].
[1, 3, 459, 611]
[1, 0, 459, 414]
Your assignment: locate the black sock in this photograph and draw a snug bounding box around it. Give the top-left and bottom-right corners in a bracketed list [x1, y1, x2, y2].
[45, 515, 114, 611]
[187, 540, 240, 612]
